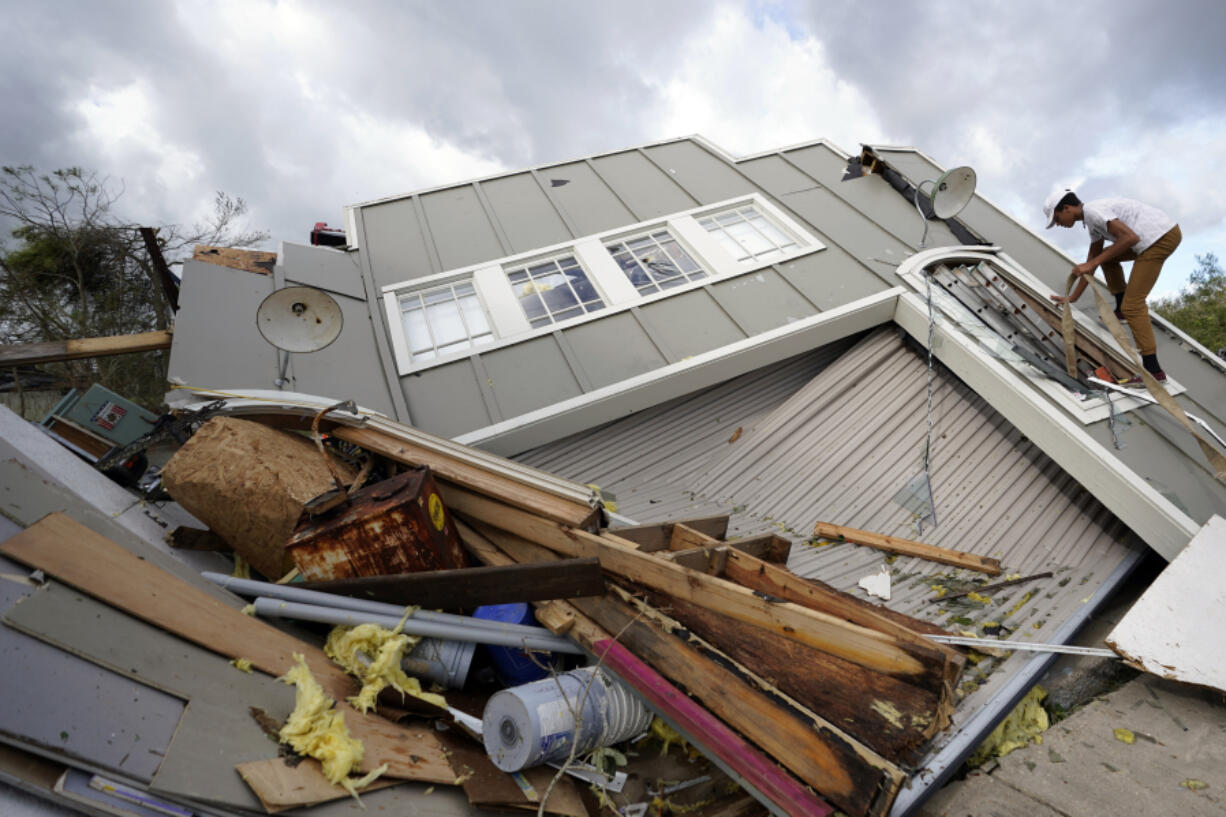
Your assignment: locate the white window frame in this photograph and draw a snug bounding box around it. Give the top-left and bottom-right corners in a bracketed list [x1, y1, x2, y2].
[382, 193, 824, 374]
[894, 247, 1185, 424]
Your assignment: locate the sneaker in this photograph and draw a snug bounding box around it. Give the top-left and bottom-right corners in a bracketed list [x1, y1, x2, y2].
[1113, 308, 1125, 320]
[1118, 371, 1166, 386]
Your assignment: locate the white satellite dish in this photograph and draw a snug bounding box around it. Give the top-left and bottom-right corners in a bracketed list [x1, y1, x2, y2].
[915, 165, 977, 248]
[256, 286, 343, 353]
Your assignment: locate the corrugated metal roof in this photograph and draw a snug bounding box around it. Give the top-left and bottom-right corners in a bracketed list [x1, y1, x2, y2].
[516, 326, 1144, 719]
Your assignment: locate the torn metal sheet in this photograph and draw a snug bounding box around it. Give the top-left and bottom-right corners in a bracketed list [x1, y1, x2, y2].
[1107, 515, 1226, 692]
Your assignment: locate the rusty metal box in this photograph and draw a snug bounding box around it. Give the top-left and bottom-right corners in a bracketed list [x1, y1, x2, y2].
[286, 466, 467, 581]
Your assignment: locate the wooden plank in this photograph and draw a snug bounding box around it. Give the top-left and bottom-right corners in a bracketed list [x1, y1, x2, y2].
[298, 558, 605, 607]
[457, 522, 839, 817]
[333, 424, 598, 528]
[669, 523, 724, 551]
[0, 513, 455, 784]
[726, 532, 792, 563]
[0, 329, 173, 367]
[442, 485, 947, 686]
[235, 758, 402, 812]
[438, 730, 589, 817]
[721, 549, 964, 681]
[635, 586, 950, 767]
[193, 244, 277, 274]
[612, 515, 729, 551]
[813, 522, 1002, 576]
[661, 544, 729, 575]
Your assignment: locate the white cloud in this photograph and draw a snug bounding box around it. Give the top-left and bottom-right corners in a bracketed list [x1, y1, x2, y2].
[653, 5, 890, 156]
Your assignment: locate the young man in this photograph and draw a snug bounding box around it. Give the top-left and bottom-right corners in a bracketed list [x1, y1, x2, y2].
[1044, 188, 1181, 383]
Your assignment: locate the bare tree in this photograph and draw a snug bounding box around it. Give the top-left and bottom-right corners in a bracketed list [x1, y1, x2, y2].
[0, 165, 268, 408]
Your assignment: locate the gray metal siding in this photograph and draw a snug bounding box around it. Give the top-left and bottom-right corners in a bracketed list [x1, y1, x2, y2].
[480, 335, 585, 418]
[361, 198, 437, 288]
[168, 261, 278, 389]
[280, 242, 367, 300]
[284, 292, 398, 417]
[636, 289, 747, 360]
[561, 311, 669, 389]
[419, 185, 506, 271]
[540, 160, 637, 236]
[781, 187, 912, 275]
[773, 250, 891, 311]
[707, 268, 819, 334]
[642, 141, 758, 204]
[403, 359, 493, 438]
[589, 151, 696, 219]
[479, 173, 573, 254]
[738, 153, 822, 196]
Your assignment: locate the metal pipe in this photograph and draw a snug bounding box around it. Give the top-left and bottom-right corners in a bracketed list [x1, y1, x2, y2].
[204, 572, 552, 640]
[252, 597, 584, 654]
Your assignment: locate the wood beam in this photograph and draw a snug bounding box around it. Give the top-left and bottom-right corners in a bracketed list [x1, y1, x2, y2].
[813, 522, 1002, 576]
[443, 485, 947, 686]
[0, 329, 173, 367]
[192, 244, 277, 275]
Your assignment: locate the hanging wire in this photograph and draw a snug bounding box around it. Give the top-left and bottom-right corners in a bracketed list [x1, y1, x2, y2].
[920, 268, 940, 529]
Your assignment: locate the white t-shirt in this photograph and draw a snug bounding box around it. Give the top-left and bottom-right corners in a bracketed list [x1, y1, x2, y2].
[1082, 198, 1176, 255]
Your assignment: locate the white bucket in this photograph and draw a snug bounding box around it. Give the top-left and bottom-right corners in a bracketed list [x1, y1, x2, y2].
[409, 637, 476, 688]
[481, 665, 653, 772]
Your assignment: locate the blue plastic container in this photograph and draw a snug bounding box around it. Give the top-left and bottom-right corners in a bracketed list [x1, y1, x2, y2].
[473, 602, 558, 686]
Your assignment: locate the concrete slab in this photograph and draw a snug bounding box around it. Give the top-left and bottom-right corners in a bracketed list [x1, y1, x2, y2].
[925, 673, 1226, 816]
[917, 771, 1064, 817]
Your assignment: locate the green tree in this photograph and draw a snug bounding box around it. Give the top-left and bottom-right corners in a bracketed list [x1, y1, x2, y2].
[0, 166, 267, 408]
[1154, 253, 1226, 358]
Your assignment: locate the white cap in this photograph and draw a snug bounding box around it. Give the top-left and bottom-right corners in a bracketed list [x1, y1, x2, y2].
[1043, 188, 1074, 228]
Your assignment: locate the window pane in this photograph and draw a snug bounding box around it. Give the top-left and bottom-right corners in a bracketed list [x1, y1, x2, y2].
[660, 239, 699, 273]
[568, 269, 601, 304]
[508, 269, 528, 284]
[553, 306, 583, 322]
[454, 282, 475, 296]
[518, 288, 547, 319]
[436, 339, 472, 357]
[541, 275, 579, 312]
[528, 261, 557, 278]
[422, 287, 454, 305]
[425, 299, 465, 346]
[726, 219, 773, 256]
[459, 293, 489, 335]
[712, 231, 746, 261]
[403, 307, 433, 353]
[748, 213, 795, 248]
[612, 251, 651, 289]
[627, 236, 653, 253]
[529, 315, 551, 328]
[714, 211, 741, 226]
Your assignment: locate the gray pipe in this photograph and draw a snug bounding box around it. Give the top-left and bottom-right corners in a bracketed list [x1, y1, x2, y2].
[204, 572, 553, 640]
[252, 597, 584, 654]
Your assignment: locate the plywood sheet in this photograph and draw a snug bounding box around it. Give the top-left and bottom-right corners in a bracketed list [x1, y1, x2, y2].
[1108, 515, 1226, 692]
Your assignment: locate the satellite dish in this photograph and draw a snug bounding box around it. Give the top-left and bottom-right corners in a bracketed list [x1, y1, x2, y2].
[914, 165, 977, 248]
[256, 286, 343, 353]
[929, 166, 977, 219]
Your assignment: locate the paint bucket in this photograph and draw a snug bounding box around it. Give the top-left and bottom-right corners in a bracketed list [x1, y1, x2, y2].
[481, 665, 653, 772]
[473, 602, 557, 686]
[408, 637, 476, 689]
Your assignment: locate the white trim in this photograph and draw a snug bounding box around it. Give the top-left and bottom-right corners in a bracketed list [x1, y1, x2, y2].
[383, 193, 825, 375]
[893, 290, 1198, 560]
[455, 288, 902, 456]
[343, 206, 359, 249]
[894, 246, 1185, 424]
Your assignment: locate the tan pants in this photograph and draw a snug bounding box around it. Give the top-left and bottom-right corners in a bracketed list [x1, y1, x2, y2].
[1101, 225, 1181, 356]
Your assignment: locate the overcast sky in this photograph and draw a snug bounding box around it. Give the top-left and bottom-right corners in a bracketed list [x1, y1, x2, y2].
[2, 0, 1224, 298]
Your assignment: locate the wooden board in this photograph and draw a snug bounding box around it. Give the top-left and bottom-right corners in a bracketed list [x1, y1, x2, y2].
[813, 522, 1002, 576]
[721, 549, 964, 682]
[193, 244, 277, 274]
[611, 516, 729, 551]
[0, 513, 455, 783]
[635, 586, 949, 767]
[0, 329, 173, 367]
[299, 558, 604, 608]
[334, 425, 598, 528]
[438, 730, 589, 817]
[669, 523, 725, 551]
[442, 486, 947, 687]
[235, 757, 403, 812]
[458, 520, 901, 817]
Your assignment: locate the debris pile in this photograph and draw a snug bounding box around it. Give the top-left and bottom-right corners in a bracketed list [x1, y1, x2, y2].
[0, 399, 976, 817]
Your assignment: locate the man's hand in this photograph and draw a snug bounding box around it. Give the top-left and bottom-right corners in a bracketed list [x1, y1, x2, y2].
[1050, 293, 1076, 304]
[1072, 262, 1096, 277]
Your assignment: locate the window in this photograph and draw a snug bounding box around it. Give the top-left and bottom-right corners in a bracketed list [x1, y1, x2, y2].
[398, 280, 493, 363]
[698, 204, 798, 263]
[506, 255, 606, 328]
[605, 230, 707, 295]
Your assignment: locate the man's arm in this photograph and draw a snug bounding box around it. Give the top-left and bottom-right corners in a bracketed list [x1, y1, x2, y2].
[1051, 239, 1104, 303]
[1074, 220, 1138, 276]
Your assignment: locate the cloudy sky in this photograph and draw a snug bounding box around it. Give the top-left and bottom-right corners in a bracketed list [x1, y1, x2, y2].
[2, 0, 1224, 298]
